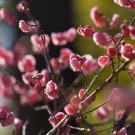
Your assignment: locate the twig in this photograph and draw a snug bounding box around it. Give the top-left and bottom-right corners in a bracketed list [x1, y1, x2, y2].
[91, 120, 112, 127]
[75, 101, 108, 117]
[81, 70, 87, 89]
[22, 120, 29, 135]
[69, 125, 90, 132]
[22, 2, 56, 81]
[86, 67, 104, 93]
[46, 115, 69, 135]
[35, 105, 52, 115]
[111, 57, 115, 73]
[95, 127, 113, 133]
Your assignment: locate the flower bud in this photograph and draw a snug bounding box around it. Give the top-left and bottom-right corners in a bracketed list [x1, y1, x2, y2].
[19, 20, 37, 33]
[98, 55, 110, 67]
[79, 91, 96, 110]
[77, 25, 94, 37]
[90, 6, 106, 27]
[18, 55, 36, 73]
[93, 32, 112, 48]
[107, 46, 117, 56]
[120, 44, 134, 60]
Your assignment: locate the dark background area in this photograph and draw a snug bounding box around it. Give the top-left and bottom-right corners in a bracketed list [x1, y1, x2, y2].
[16, 0, 76, 134]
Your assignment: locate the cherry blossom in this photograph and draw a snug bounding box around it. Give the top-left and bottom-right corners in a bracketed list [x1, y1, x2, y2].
[90, 6, 106, 27]
[77, 25, 94, 37]
[18, 55, 36, 73]
[93, 32, 113, 48]
[44, 80, 59, 100]
[19, 20, 38, 33]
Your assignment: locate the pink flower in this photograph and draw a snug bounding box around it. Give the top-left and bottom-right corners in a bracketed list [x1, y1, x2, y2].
[22, 71, 40, 89]
[129, 25, 135, 40]
[81, 54, 98, 74]
[98, 55, 110, 67]
[79, 91, 96, 110]
[49, 112, 67, 127]
[65, 89, 95, 115]
[64, 103, 79, 115]
[109, 13, 120, 29]
[78, 89, 87, 100]
[31, 34, 50, 53]
[16, 1, 29, 12]
[69, 54, 86, 72]
[93, 105, 113, 122]
[108, 88, 128, 109]
[0, 109, 7, 119]
[0, 75, 16, 87]
[114, 0, 135, 9]
[0, 8, 16, 25]
[39, 69, 50, 86]
[107, 46, 117, 57]
[76, 116, 82, 124]
[51, 28, 76, 46]
[77, 25, 94, 37]
[59, 48, 73, 68]
[13, 44, 26, 65]
[19, 20, 37, 33]
[0, 75, 16, 98]
[13, 118, 23, 132]
[120, 44, 134, 60]
[20, 88, 41, 105]
[0, 47, 14, 66]
[90, 6, 106, 27]
[128, 62, 135, 77]
[44, 80, 59, 100]
[51, 32, 67, 46]
[0, 111, 15, 127]
[64, 95, 80, 115]
[93, 32, 112, 48]
[64, 27, 76, 42]
[13, 84, 27, 95]
[18, 55, 36, 73]
[120, 21, 130, 36]
[50, 58, 62, 73]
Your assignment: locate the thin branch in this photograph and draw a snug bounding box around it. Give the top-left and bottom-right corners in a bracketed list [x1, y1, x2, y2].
[69, 125, 91, 132]
[75, 101, 108, 117]
[22, 120, 29, 135]
[91, 120, 112, 127]
[81, 70, 87, 88]
[95, 127, 113, 133]
[111, 57, 115, 73]
[46, 115, 69, 135]
[86, 67, 104, 93]
[23, 4, 56, 81]
[35, 105, 52, 116]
